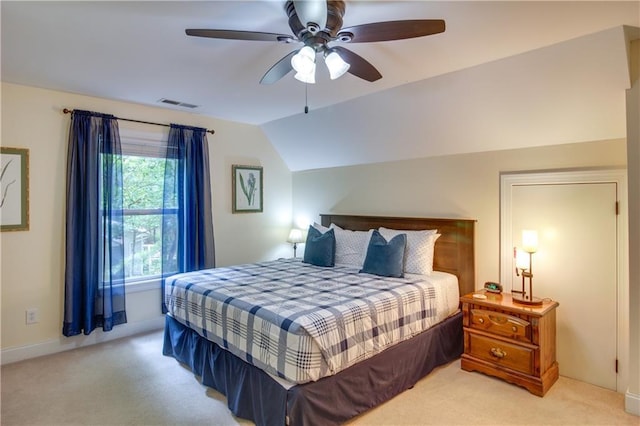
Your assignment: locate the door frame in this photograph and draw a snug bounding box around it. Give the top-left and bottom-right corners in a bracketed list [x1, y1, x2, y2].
[500, 168, 628, 393]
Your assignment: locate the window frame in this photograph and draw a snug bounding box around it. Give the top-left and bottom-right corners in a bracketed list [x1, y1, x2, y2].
[116, 128, 176, 290]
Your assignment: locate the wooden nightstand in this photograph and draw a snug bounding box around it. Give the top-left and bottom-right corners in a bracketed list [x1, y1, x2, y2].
[460, 291, 559, 396]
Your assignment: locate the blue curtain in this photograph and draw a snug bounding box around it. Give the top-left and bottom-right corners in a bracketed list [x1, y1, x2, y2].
[63, 110, 126, 336]
[161, 124, 215, 312]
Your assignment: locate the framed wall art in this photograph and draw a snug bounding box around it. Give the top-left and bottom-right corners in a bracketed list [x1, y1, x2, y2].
[232, 165, 263, 213]
[1, 147, 30, 231]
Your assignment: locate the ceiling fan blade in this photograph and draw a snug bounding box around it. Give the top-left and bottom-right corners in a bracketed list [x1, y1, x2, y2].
[339, 20, 445, 43]
[186, 29, 295, 43]
[293, 0, 327, 30]
[260, 51, 297, 85]
[332, 46, 382, 82]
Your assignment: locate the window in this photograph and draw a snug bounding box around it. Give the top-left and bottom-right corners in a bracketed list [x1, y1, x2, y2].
[118, 131, 177, 283]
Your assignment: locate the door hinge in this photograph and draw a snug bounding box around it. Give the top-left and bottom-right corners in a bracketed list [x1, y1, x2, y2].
[616, 201, 620, 215]
[615, 359, 619, 373]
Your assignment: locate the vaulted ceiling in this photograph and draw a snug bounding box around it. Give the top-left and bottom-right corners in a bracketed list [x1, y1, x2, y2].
[2, 1, 638, 171]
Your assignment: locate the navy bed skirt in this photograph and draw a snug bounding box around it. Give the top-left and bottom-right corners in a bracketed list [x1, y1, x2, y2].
[163, 311, 463, 425]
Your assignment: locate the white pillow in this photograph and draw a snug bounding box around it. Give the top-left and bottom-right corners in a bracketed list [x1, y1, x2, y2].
[330, 224, 374, 268]
[378, 227, 440, 275]
[312, 222, 331, 233]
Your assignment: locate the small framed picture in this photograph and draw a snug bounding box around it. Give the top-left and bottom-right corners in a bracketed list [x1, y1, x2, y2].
[0, 147, 30, 231]
[232, 165, 263, 213]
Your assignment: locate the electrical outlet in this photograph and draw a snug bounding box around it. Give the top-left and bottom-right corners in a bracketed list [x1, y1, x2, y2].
[25, 308, 39, 325]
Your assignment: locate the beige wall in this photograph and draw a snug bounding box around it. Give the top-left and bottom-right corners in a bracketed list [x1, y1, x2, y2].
[292, 140, 627, 291]
[0, 83, 292, 358]
[625, 39, 640, 414]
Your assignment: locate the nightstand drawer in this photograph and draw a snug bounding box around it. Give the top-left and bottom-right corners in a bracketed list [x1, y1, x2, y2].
[470, 309, 531, 342]
[467, 332, 534, 375]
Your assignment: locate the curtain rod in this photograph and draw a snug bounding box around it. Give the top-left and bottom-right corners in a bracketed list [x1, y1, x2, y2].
[62, 108, 215, 135]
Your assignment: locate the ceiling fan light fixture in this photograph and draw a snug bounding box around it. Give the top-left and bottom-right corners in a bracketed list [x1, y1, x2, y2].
[294, 62, 316, 84]
[291, 45, 316, 75]
[325, 50, 350, 80]
[186, 1, 445, 85]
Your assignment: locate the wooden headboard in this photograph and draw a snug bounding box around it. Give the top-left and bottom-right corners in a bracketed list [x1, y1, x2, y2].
[320, 214, 476, 297]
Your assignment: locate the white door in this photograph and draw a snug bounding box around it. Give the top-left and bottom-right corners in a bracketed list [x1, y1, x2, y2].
[509, 182, 618, 390]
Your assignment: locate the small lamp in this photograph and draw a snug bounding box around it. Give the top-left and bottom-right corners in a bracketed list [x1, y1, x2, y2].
[287, 228, 305, 258]
[513, 229, 543, 306]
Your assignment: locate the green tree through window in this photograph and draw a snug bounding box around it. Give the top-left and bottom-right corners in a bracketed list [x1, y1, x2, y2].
[121, 155, 177, 280]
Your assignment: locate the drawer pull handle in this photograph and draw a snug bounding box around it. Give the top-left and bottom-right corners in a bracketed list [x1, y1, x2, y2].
[512, 326, 518, 332]
[478, 318, 484, 324]
[490, 347, 507, 359]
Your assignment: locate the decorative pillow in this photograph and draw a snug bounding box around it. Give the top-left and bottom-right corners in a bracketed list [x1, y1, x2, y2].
[360, 230, 407, 278]
[378, 227, 440, 275]
[330, 224, 374, 268]
[303, 226, 336, 267]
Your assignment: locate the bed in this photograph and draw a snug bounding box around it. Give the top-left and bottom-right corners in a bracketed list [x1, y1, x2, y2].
[163, 214, 475, 425]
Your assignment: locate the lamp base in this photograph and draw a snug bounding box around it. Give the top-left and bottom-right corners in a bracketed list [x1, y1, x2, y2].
[512, 294, 543, 306]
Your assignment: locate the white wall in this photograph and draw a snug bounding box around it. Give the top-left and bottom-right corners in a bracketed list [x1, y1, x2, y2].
[0, 83, 293, 362]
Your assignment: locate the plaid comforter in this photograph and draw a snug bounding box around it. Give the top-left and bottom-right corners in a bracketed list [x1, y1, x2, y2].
[164, 258, 447, 384]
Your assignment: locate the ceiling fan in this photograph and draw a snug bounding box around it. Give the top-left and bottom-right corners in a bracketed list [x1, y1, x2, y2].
[185, 0, 445, 84]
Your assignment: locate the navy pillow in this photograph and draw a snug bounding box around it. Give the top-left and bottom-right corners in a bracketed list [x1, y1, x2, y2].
[303, 226, 336, 267]
[360, 230, 407, 278]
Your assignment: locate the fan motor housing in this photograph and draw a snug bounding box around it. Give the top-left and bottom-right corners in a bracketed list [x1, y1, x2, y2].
[285, 0, 346, 39]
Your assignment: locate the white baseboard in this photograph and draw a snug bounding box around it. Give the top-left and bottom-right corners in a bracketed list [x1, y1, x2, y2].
[1, 316, 165, 365]
[626, 389, 640, 416]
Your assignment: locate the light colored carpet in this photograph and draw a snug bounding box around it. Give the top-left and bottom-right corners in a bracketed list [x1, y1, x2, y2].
[1, 330, 637, 426]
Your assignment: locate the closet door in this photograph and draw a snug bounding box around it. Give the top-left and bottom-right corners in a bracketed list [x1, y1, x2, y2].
[501, 171, 625, 392]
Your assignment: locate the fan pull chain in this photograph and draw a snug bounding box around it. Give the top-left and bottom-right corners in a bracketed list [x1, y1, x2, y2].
[304, 83, 309, 114]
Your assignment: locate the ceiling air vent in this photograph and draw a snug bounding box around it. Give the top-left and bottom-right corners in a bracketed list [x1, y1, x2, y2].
[158, 98, 198, 109]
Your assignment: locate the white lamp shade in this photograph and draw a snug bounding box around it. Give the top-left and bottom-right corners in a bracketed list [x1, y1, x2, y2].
[325, 50, 350, 80]
[291, 46, 316, 74]
[515, 248, 530, 270]
[287, 229, 305, 244]
[522, 230, 538, 253]
[294, 66, 316, 84]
